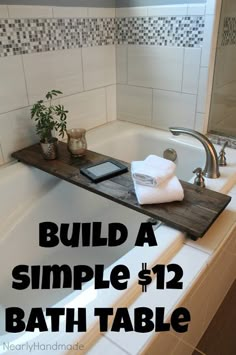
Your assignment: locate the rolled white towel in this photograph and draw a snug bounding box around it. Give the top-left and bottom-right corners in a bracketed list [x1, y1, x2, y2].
[133, 176, 184, 205]
[131, 154, 176, 187]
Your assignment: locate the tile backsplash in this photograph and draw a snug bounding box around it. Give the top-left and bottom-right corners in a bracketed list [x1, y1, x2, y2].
[0, 17, 116, 57]
[116, 0, 218, 134]
[0, 5, 117, 165]
[0, 12, 205, 58]
[0, 1, 218, 166]
[116, 16, 205, 47]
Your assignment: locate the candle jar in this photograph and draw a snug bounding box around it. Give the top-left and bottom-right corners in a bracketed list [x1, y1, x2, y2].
[67, 128, 87, 157]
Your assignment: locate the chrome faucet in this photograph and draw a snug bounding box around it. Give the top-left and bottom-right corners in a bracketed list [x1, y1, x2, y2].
[169, 127, 220, 179]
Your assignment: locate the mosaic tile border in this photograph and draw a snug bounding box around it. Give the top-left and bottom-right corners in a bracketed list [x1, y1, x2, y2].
[0, 15, 205, 58]
[116, 16, 205, 47]
[222, 17, 236, 46]
[0, 18, 116, 57]
[209, 134, 236, 150]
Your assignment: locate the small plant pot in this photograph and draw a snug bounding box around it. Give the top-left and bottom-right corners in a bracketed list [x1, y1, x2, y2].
[40, 137, 58, 160]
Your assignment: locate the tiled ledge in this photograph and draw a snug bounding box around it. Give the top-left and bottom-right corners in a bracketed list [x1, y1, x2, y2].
[209, 133, 236, 149]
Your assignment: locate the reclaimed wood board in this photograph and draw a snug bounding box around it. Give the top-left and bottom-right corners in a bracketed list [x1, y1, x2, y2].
[12, 142, 232, 240]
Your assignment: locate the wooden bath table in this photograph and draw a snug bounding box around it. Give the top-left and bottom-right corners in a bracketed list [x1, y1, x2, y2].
[12, 142, 231, 240]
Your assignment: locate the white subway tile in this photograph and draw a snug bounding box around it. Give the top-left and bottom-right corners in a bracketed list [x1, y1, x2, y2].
[58, 89, 107, 130]
[148, 5, 188, 17]
[195, 113, 206, 133]
[197, 67, 209, 113]
[153, 90, 196, 130]
[140, 332, 180, 355]
[106, 245, 208, 355]
[82, 45, 116, 91]
[201, 15, 215, 67]
[23, 48, 84, 105]
[0, 56, 28, 114]
[0, 108, 37, 163]
[106, 85, 117, 122]
[87, 336, 126, 355]
[116, 7, 147, 18]
[180, 278, 209, 350]
[116, 45, 128, 84]
[88, 7, 115, 18]
[202, 248, 235, 330]
[206, 0, 217, 15]
[187, 4, 206, 16]
[53, 6, 88, 18]
[0, 5, 8, 18]
[128, 46, 184, 92]
[8, 5, 53, 18]
[117, 84, 152, 125]
[182, 48, 201, 95]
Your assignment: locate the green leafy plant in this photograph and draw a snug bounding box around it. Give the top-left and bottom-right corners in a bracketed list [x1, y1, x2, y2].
[31, 90, 68, 143]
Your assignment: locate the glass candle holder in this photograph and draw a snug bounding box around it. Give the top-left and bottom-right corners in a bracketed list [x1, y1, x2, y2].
[67, 128, 87, 157]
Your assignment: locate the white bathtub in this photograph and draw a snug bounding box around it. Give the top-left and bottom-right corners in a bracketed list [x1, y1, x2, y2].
[0, 121, 235, 355]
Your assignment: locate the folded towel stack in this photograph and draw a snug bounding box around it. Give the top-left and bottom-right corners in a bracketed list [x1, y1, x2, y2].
[131, 155, 184, 205]
[132, 155, 176, 187]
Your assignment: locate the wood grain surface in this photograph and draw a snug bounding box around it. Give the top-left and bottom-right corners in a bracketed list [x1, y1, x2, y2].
[12, 142, 232, 240]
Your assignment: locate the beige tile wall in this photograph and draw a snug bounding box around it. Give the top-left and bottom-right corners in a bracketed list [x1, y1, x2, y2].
[116, 0, 219, 134]
[0, 6, 117, 166]
[0, 0, 220, 166]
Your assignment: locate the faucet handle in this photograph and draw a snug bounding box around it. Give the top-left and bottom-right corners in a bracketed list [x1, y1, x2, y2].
[193, 168, 205, 188]
[218, 140, 229, 166]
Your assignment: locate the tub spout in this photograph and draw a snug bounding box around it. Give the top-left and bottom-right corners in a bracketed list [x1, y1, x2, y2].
[169, 127, 220, 179]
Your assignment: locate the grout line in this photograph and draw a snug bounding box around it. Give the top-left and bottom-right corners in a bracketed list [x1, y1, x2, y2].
[115, 45, 118, 85]
[126, 44, 128, 84]
[171, 333, 207, 355]
[103, 334, 132, 355]
[151, 88, 154, 126]
[194, 63, 204, 128]
[117, 82, 196, 97]
[80, 47, 85, 92]
[20, 54, 30, 107]
[200, 14, 206, 67]
[6, 5, 10, 18]
[0, 105, 30, 117]
[0, 143, 5, 164]
[105, 86, 108, 123]
[181, 47, 185, 92]
[193, 48, 203, 130]
[0, 83, 115, 118]
[0, 75, 197, 119]
[195, 347, 207, 355]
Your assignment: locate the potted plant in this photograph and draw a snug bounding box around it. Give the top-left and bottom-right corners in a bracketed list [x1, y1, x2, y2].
[31, 90, 68, 160]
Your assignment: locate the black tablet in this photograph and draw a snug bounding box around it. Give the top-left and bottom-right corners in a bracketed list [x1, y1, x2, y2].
[80, 159, 128, 183]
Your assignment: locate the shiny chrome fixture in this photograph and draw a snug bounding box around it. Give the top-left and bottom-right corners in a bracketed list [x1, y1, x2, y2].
[169, 127, 220, 179]
[218, 141, 229, 166]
